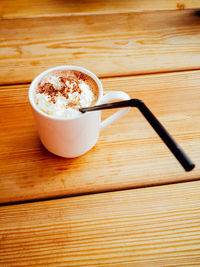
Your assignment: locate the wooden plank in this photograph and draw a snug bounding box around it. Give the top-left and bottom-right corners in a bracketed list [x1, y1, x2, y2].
[0, 70, 199, 204]
[0, 181, 200, 266]
[0, 0, 199, 19]
[0, 9, 200, 84]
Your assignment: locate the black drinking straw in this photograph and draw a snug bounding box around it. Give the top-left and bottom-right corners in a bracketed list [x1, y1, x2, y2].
[80, 99, 195, 172]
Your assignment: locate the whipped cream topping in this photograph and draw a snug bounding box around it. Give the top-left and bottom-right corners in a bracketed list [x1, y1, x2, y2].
[35, 73, 95, 118]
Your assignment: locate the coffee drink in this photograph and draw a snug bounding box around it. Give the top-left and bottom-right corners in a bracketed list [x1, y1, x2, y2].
[34, 69, 99, 118]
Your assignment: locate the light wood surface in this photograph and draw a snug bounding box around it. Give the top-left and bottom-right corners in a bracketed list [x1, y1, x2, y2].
[0, 181, 200, 266]
[1, 0, 200, 264]
[1, 70, 199, 204]
[0, 0, 199, 19]
[1, 9, 200, 84]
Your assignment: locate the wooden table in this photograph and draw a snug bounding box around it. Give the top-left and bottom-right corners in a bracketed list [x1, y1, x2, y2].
[1, 1, 200, 265]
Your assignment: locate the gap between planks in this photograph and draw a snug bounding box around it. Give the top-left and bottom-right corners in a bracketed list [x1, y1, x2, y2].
[1, 0, 200, 19]
[0, 178, 199, 208]
[1, 68, 200, 87]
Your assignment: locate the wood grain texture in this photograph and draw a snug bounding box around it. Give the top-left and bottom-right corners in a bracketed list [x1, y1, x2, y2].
[0, 0, 199, 19]
[0, 9, 200, 84]
[0, 70, 199, 204]
[0, 181, 200, 266]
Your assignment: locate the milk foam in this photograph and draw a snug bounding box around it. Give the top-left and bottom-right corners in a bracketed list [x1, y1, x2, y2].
[35, 74, 95, 118]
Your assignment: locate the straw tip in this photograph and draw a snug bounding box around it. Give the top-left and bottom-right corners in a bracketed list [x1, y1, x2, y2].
[79, 108, 86, 113]
[185, 163, 195, 172]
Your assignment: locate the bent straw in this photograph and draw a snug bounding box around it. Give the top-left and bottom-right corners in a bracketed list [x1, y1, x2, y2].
[80, 99, 195, 172]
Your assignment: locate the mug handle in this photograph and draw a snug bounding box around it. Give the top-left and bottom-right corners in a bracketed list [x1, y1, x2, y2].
[100, 91, 130, 130]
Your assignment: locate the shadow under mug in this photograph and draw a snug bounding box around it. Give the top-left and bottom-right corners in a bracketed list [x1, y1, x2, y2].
[29, 65, 130, 158]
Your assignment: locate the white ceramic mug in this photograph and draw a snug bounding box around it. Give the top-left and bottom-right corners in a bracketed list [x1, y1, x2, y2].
[29, 65, 130, 158]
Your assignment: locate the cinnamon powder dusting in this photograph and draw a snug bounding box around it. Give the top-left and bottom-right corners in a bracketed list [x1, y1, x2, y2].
[35, 70, 98, 118]
[38, 75, 82, 104]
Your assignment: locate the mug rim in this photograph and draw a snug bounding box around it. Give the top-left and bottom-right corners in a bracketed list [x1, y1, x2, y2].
[28, 65, 103, 121]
